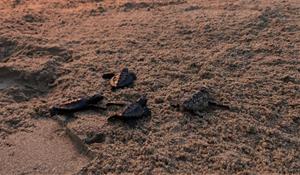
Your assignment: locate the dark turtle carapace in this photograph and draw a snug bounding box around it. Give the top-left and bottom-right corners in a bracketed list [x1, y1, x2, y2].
[108, 95, 151, 121]
[182, 87, 211, 112]
[50, 94, 104, 116]
[102, 68, 136, 89]
[173, 87, 230, 116]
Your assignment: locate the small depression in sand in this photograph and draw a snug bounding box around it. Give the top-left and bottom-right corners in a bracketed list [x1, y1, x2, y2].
[0, 66, 55, 102]
[0, 38, 17, 62]
[0, 67, 20, 90]
[0, 119, 89, 175]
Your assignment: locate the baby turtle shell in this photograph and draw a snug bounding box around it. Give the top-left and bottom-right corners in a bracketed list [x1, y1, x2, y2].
[103, 68, 136, 89]
[108, 95, 151, 121]
[174, 87, 230, 116]
[182, 87, 211, 112]
[50, 94, 104, 116]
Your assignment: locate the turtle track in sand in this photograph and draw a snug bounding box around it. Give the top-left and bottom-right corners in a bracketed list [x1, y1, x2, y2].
[0, 37, 18, 62]
[0, 65, 56, 102]
[0, 43, 71, 102]
[119, 0, 187, 12]
[24, 45, 72, 62]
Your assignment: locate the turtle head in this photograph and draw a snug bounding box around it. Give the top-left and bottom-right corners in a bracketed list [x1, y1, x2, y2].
[49, 107, 59, 116]
[137, 95, 147, 106]
[198, 86, 209, 93]
[87, 94, 104, 104]
[122, 67, 136, 80]
[121, 67, 129, 73]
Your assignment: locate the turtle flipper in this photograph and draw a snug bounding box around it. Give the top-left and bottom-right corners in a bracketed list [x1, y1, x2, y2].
[86, 94, 104, 105]
[50, 107, 74, 117]
[129, 72, 137, 80]
[208, 101, 230, 110]
[87, 105, 107, 111]
[105, 101, 128, 107]
[102, 72, 115, 79]
[49, 94, 105, 118]
[144, 107, 151, 117]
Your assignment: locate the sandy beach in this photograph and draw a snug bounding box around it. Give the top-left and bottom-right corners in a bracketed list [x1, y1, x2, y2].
[0, 0, 299, 174]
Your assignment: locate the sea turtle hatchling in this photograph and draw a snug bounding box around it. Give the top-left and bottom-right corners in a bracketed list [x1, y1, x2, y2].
[50, 94, 104, 117]
[108, 95, 151, 121]
[172, 87, 230, 116]
[102, 68, 136, 89]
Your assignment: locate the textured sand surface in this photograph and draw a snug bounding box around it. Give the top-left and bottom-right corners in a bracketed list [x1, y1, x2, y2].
[0, 0, 299, 174]
[0, 120, 88, 174]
